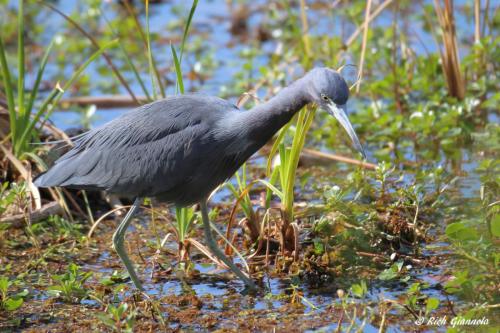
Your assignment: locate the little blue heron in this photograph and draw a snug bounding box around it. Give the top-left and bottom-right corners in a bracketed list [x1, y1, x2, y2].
[34, 67, 365, 291]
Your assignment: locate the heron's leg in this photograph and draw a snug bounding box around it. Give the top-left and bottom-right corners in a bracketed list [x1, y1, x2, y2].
[199, 200, 257, 290]
[112, 198, 144, 291]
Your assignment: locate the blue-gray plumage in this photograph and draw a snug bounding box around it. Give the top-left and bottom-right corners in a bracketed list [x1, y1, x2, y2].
[35, 67, 365, 291]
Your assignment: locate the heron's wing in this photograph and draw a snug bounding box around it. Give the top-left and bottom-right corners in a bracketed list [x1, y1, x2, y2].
[34, 95, 239, 198]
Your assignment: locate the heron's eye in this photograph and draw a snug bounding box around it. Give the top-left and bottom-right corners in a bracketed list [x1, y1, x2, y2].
[321, 94, 329, 101]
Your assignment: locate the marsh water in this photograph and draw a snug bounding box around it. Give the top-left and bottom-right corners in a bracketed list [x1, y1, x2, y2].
[0, 0, 498, 332]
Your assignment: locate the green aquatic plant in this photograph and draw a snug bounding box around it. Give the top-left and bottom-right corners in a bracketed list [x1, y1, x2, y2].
[97, 302, 137, 333]
[226, 163, 261, 242]
[174, 205, 197, 262]
[169, 0, 199, 264]
[0, 0, 117, 160]
[47, 263, 92, 303]
[264, 106, 316, 254]
[0, 275, 28, 311]
[0, 182, 16, 218]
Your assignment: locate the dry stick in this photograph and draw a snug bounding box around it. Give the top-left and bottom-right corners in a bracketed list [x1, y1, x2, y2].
[0, 143, 28, 179]
[291, 222, 299, 262]
[378, 305, 388, 333]
[346, 0, 393, 47]
[87, 204, 174, 239]
[61, 188, 86, 217]
[0, 149, 43, 221]
[60, 95, 149, 108]
[474, 0, 481, 43]
[41, 2, 139, 104]
[224, 182, 255, 254]
[188, 238, 228, 269]
[474, 0, 483, 82]
[355, 0, 373, 93]
[302, 148, 377, 169]
[0, 201, 62, 227]
[433, 0, 464, 100]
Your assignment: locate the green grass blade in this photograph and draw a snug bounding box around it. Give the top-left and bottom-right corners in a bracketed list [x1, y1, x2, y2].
[265, 167, 280, 209]
[42, 2, 139, 103]
[257, 179, 284, 201]
[101, 12, 151, 102]
[17, 0, 25, 122]
[175, 206, 184, 241]
[26, 39, 54, 115]
[179, 0, 199, 61]
[266, 122, 291, 176]
[118, 42, 151, 102]
[0, 35, 16, 141]
[227, 177, 252, 219]
[15, 86, 60, 155]
[208, 220, 250, 272]
[170, 45, 184, 94]
[278, 143, 287, 189]
[122, 0, 165, 98]
[18, 40, 119, 150]
[281, 107, 316, 222]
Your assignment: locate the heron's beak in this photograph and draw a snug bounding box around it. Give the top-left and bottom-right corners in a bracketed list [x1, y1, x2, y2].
[325, 103, 366, 159]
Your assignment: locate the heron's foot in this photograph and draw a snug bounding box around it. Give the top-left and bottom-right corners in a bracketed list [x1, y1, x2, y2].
[199, 200, 259, 290]
[209, 246, 258, 290]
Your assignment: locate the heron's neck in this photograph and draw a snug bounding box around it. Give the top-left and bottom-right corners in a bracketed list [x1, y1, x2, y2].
[238, 78, 310, 144]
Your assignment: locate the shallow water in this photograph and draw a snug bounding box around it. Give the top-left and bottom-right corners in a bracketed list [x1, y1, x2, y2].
[1, 0, 496, 331]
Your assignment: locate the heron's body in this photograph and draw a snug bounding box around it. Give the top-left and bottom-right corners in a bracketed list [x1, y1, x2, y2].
[36, 89, 307, 205]
[35, 68, 364, 291]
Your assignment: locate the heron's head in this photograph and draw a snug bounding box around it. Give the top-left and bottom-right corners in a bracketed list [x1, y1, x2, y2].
[305, 67, 366, 159]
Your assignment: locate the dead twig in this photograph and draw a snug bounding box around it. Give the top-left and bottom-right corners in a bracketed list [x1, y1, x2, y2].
[0, 201, 62, 228]
[60, 95, 149, 108]
[355, 0, 373, 93]
[346, 0, 393, 47]
[302, 148, 377, 169]
[433, 0, 465, 100]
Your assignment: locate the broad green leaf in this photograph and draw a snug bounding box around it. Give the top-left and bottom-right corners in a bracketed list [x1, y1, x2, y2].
[0, 276, 9, 293]
[4, 297, 23, 311]
[426, 297, 439, 313]
[445, 222, 479, 241]
[491, 214, 500, 237]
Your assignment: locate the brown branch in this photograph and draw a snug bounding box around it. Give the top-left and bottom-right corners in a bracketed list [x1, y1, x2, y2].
[346, 0, 394, 47]
[302, 148, 377, 169]
[356, 0, 373, 93]
[0, 201, 62, 228]
[60, 95, 149, 108]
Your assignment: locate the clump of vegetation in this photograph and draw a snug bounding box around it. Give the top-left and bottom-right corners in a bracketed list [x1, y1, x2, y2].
[47, 263, 92, 303]
[0, 0, 498, 331]
[0, 275, 28, 311]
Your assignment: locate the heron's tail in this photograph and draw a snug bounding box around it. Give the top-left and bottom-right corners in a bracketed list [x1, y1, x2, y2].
[33, 168, 67, 188]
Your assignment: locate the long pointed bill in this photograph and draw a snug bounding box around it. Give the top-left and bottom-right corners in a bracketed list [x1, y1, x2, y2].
[325, 103, 366, 159]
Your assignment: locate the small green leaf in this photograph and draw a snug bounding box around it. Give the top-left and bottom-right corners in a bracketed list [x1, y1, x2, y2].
[15, 289, 29, 298]
[426, 297, 439, 313]
[378, 262, 402, 281]
[4, 297, 23, 311]
[313, 239, 324, 255]
[491, 214, 500, 237]
[171, 44, 184, 94]
[351, 281, 367, 298]
[0, 276, 9, 293]
[446, 222, 479, 241]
